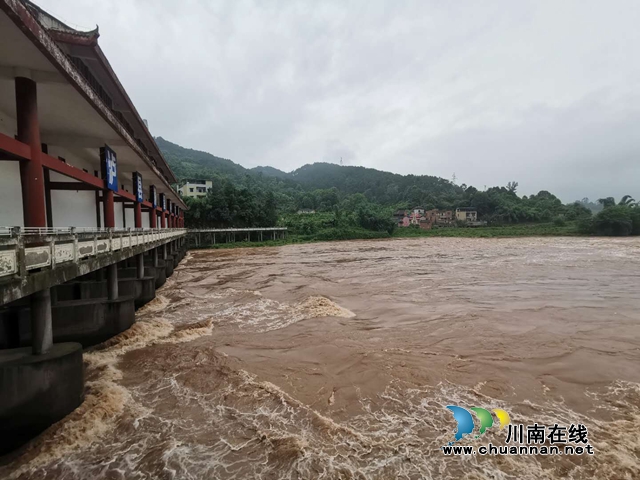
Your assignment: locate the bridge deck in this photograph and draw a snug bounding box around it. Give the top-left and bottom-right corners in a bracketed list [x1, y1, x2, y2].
[188, 228, 287, 233]
[0, 227, 186, 305]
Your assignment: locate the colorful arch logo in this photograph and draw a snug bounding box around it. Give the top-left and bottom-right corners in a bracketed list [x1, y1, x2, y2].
[446, 406, 511, 443]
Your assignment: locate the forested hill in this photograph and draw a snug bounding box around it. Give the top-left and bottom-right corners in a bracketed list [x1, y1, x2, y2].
[156, 137, 247, 180]
[156, 136, 462, 206]
[290, 163, 461, 203]
[156, 136, 608, 231]
[250, 166, 289, 178]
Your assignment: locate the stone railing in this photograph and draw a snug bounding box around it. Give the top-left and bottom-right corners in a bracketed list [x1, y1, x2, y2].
[187, 227, 287, 233]
[0, 227, 186, 279]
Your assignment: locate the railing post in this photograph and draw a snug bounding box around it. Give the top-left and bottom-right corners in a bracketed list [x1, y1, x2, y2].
[71, 227, 78, 263]
[13, 227, 26, 282]
[49, 236, 56, 270]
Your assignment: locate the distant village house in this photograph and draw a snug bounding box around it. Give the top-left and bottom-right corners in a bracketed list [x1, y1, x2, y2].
[455, 207, 478, 223]
[395, 206, 478, 229]
[179, 180, 213, 198]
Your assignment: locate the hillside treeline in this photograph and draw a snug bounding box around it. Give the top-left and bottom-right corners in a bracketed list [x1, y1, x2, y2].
[159, 137, 638, 236]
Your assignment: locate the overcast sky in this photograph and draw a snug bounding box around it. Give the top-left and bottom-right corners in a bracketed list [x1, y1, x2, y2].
[38, 0, 639, 202]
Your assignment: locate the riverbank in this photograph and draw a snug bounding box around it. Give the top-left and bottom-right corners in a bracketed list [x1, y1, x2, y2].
[190, 222, 582, 250]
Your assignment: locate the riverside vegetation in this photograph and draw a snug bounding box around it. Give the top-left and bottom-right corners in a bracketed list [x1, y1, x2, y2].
[157, 137, 640, 246]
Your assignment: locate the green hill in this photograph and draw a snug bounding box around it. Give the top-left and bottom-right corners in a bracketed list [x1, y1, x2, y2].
[156, 137, 600, 233]
[156, 136, 463, 207]
[250, 165, 290, 179]
[289, 162, 461, 204]
[155, 136, 247, 180]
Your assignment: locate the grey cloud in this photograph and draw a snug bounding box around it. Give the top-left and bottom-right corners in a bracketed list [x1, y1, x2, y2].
[38, 0, 640, 201]
[322, 140, 356, 165]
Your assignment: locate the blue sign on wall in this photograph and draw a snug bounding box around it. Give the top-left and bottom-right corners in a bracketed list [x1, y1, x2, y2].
[100, 145, 118, 192]
[133, 172, 144, 203]
[160, 193, 166, 211]
[150, 185, 157, 208]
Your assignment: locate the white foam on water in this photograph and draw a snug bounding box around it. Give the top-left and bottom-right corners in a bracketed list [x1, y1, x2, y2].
[211, 295, 355, 332]
[5, 342, 639, 479]
[1, 317, 216, 480]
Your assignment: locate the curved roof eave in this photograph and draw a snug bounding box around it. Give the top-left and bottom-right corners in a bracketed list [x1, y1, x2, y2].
[1, 0, 186, 209]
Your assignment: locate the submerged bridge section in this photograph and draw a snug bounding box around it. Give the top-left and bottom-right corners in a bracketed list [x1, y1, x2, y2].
[187, 227, 287, 247]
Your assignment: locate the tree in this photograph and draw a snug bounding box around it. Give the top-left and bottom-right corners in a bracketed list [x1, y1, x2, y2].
[593, 206, 634, 236]
[597, 197, 616, 209]
[506, 181, 518, 194]
[565, 202, 592, 220]
[618, 195, 636, 206]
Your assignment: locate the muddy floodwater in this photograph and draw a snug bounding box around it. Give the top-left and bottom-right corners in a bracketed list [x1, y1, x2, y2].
[2, 237, 640, 479]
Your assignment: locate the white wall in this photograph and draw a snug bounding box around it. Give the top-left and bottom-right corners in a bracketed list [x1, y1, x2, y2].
[0, 162, 24, 227]
[47, 147, 99, 228]
[125, 208, 134, 229]
[115, 201, 124, 228]
[50, 190, 97, 227]
[0, 110, 23, 227]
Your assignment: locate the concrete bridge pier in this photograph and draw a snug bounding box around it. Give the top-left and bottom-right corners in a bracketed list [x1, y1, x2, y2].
[145, 248, 166, 288]
[1, 289, 83, 455]
[163, 243, 174, 277]
[107, 263, 118, 300]
[30, 288, 53, 355]
[136, 253, 145, 279]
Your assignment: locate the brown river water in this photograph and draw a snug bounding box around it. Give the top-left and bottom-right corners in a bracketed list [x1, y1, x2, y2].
[1, 237, 640, 479]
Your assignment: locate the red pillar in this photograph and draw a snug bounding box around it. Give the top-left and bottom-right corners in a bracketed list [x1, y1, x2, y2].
[134, 202, 142, 229]
[103, 190, 115, 228]
[149, 208, 157, 228]
[16, 77, 46, 228]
